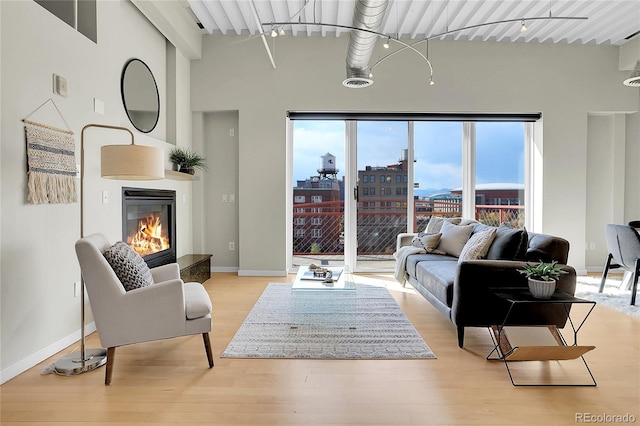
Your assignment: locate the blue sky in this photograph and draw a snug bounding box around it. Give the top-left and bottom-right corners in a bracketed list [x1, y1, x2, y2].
[293, 120, 524, 195]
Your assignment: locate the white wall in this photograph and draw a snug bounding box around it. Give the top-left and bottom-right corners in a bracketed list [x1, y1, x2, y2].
[0, 0, 195, 382]
[190, 35, 639, 275]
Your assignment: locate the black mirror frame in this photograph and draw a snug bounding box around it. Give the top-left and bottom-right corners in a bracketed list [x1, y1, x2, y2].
[120, 58, 160, 134]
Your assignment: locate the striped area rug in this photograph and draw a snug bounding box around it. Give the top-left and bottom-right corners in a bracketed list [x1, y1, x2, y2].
[222, 283, 436, 359]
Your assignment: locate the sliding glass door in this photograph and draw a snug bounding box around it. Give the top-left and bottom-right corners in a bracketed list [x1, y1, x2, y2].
[290, 115, 530, 273]
[354, 121, 409, 272]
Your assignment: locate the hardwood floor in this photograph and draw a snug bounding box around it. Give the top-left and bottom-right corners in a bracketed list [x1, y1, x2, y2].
[2, 273, 639, 425]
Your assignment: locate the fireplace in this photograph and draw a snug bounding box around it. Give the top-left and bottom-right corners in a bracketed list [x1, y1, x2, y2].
[122, 187, 176, 268]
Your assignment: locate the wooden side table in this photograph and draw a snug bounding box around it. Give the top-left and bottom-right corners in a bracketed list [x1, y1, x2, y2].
[177, 254, 212, 284]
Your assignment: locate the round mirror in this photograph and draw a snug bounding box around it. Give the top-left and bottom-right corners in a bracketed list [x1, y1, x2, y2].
[120, 58, 160, 133]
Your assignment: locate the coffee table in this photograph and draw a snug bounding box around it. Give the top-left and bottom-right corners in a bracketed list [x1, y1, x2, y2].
[291, 266, 356, 329]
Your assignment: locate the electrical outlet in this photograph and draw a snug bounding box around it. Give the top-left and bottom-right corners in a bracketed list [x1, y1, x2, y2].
[230, 193, 235, 203]
[229, 242, 235, 251]
[222, 194, 228, 202]
[102, 190, 109, 204]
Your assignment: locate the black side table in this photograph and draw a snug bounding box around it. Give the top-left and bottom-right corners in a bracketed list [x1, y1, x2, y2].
[487, 288, 597, 386]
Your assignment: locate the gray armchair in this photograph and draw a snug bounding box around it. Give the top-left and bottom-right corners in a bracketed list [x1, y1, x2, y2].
[599, 224, 640, 305]
[75, 234, 214, 385]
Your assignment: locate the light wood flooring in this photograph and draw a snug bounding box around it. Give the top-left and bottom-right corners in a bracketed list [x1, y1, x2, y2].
[2, 273, 639, 425]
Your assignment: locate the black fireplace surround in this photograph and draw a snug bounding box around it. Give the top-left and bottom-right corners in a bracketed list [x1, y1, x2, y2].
[122, 187, 176, 268]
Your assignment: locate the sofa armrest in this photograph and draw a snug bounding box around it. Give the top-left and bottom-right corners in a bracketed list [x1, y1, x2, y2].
[452, 260, 577, 329]
[396, 233, 417, 251]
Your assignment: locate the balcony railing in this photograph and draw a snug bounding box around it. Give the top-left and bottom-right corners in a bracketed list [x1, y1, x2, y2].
[293, 200, 524, 257]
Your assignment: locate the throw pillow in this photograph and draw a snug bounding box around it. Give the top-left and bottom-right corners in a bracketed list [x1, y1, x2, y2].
[486, 223, 529, 261]
[411, 232, 442, 251]
[424, 216, 462, 234]
[458, 228, 498, 263]
[103, 241, 154, 291]
[436, 221, 474, 257]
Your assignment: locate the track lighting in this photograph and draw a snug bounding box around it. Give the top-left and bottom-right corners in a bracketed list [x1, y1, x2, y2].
[520, 19, 527, 32]
[429, 76, 435, 86]
[278, 27, 285, 36]
[270, 28, 278, 37]
[383, 37, 390, 49]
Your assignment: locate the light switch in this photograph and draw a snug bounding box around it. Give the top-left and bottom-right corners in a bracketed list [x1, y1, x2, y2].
[93, 98, 104, 114]
[53, 74, 67, 97]
[222, 194, 228, 202]
[230, 194, 235, 203]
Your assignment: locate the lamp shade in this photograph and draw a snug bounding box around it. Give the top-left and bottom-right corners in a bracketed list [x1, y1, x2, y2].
[101, 144, 164, 180]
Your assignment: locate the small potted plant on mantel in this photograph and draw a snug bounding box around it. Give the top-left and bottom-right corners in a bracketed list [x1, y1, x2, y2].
[518, 261, 569, 299]
[169, 147, 207, 175]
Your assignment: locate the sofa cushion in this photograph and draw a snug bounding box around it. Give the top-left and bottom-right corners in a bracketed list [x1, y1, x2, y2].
[486, 223, 528, 260]
[411, 232, 441, 251]
[405, 252, 457, 278]
[458, 227, 497, 262]
[184, 282, 212, 319]
[437, 221, 474, 257]
[424, 216, 461, 234]
[103, 241, 154, 291]
[415, 260, 458, 307]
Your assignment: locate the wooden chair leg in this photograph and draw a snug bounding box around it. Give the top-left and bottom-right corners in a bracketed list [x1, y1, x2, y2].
[105, 347, 116, 386]
[599, 253, 613, 293]
[202, 333, 214, 368]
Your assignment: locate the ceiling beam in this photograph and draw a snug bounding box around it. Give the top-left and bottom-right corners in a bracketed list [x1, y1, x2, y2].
[131, 0, 203, 60]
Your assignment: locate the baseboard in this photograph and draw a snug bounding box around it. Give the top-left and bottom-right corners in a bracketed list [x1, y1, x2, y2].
[0, 322, 96, 385]
[584, 266, 624, 274]
[211, 266, 239, 273]
[237, 269, 288, 277]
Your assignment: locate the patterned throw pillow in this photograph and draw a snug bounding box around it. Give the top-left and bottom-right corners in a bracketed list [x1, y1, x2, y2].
[411, 232, 442, 251]
[458, 228, 498, 263]
[436, 221, 474, 257]
[103, 241, 154, 291]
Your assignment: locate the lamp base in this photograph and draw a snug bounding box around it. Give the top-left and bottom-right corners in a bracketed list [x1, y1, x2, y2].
[54, 348, 107, 376]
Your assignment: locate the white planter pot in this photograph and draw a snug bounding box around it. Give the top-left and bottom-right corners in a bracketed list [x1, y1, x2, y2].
[528, 278, 556, 299]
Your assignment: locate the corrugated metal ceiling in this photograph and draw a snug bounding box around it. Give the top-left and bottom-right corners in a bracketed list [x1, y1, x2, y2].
[187, 0, 639, 46]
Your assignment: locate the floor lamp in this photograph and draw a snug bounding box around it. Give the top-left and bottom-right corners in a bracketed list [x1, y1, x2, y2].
[54, 124, 164, 375]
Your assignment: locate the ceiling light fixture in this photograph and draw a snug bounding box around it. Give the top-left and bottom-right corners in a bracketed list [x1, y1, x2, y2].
[278, 27, 286, 36]
[623, 60, 640, 86]
[262, 14, 587, 88]
[383, 37, 390, 49]
[520, 19, 527, 32]
[270, 27, 278, 38]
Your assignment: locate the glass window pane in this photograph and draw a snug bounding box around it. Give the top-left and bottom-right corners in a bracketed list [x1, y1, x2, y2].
[413, 122, 463, 232]
[475, 122, 525, 228]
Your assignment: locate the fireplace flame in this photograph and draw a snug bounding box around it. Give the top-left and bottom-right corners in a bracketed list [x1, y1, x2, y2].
[127, 214, 169, 257]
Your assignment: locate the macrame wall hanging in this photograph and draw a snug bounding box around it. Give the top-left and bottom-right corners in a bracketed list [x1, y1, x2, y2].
[23, 99, 78, 204]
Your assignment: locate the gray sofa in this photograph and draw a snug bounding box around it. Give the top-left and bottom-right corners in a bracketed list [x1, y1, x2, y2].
[396, 221, 577, 347]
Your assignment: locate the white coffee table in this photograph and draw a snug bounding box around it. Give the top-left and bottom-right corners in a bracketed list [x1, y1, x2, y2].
[291, 265, 356, 329]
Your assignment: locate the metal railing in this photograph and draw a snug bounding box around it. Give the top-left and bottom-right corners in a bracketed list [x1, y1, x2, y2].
[293, 200, 524, 257]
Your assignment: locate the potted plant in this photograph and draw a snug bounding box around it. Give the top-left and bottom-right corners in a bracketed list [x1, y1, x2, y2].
[169, 147, 207, 175]
[518, 261, 568, 299]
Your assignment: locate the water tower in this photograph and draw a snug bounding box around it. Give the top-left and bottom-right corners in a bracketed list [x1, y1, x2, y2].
[318, 152, 339, 180]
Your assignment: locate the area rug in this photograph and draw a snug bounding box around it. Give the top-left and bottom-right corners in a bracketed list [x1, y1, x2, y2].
[575, 275, 639, 318]
[221, 283, 436, 359]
